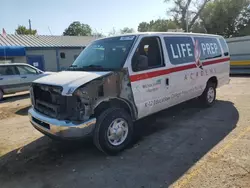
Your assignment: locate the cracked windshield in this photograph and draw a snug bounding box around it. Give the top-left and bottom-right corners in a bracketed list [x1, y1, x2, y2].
[0, 0, 250, 188]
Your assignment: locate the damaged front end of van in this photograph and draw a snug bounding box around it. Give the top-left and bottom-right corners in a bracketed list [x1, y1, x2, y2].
[28, 68, 137, 139]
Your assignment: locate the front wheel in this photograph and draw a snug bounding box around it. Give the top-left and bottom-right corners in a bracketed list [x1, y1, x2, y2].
[199, 82, 216, 107]
[93, 108, 134, 155]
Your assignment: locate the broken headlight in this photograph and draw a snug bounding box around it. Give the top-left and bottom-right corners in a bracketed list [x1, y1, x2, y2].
[73, 88, 90, 121]
[73, 88, 89, 99]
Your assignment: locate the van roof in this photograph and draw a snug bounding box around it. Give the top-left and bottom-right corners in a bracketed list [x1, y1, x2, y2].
[96, 32, 222, 41]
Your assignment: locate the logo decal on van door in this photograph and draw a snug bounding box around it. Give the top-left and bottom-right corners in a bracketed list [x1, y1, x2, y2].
[194, 39, 203, 69]
[142, 79, 162, 92]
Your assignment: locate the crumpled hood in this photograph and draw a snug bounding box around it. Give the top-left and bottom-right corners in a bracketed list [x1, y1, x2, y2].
[33, 71, 110, 95]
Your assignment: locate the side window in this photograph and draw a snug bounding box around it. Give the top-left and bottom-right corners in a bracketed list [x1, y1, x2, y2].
[0, 66, 17, 76]
[17, 65, 37, 75]
[219, 38, 229, 56]
[132, 37, 164, 72]
[60, 52, 66, 59]
[164, 36, 195, 65]
[194, 37, 222, 60]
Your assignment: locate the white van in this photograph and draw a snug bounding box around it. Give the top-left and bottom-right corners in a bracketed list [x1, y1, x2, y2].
[28, 32, 230, 155]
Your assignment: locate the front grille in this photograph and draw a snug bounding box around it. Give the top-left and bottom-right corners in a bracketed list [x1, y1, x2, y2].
[36, 99, 60, 117]
[32, 84, 65, 119]
[38, 89, 52, 103]
[31, 83, 85, 121]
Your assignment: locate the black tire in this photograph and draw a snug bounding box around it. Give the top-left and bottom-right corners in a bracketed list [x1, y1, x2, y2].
[93, 108, 133, 155]
[199, 81, 216, 107]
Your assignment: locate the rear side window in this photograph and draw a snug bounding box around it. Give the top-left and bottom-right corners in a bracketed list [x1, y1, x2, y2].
[0, 66, 17, 76]
[17, 65, 37, 75]
[164, 36, 195, 65]
[193, 37, 222, 60]
[219, 38, 229, 56]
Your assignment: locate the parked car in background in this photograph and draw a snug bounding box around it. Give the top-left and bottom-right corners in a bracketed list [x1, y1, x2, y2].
[0, 63, 52, 100]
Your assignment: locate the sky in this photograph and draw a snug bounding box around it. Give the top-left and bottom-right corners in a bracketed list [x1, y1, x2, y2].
[1, 0, 171, 36]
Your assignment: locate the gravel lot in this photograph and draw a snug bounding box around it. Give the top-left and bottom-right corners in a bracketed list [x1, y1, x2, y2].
[0, 77, 250, 188]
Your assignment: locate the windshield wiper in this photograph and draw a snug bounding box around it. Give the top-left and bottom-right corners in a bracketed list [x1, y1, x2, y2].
[67, 65, 78, 70]
[69, 65, 78, 67]
[68, 64, 112, 71]
[82, 65, 104, 69]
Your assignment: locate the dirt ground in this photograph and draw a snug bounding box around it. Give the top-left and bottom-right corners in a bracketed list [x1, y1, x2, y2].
[0, 92, 30, 120]
[0, 77, 250, 188]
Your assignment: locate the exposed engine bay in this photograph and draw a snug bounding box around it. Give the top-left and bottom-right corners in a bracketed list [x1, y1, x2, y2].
[30, 69, 137, 122]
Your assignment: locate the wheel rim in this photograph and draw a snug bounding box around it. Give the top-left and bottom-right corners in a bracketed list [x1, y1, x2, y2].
[107, 118, 129, 146]
[207, 87, 215, 103]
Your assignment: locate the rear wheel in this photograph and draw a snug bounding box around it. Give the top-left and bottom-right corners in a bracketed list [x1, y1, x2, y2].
[93, 108, 133, 155]
[199, 81, 216, 107]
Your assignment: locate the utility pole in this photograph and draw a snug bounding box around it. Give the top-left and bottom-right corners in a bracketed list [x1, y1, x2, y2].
[186, 10, 189, 32]
[29, 19, 31, 32]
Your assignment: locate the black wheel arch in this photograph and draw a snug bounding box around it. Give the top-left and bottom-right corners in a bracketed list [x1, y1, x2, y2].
[93, 98, 137, 121]
[207, 76, 218, 88]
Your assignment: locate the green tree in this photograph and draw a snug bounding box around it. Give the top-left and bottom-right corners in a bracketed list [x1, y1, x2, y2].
[120, 27, 135, 34]
[137, 22, 150, 32]
[200, 0, 250, 37]
[165, 0, 211, 31]
[137, 19, 178, 32]
[15, 25, 37, 35]
[237, 6, 250, 36]
[63, 21, 92, 36]
[92, 32, 105, 38]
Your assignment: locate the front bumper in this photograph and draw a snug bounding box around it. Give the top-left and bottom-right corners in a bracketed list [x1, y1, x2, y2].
[28, 108, 96, 139]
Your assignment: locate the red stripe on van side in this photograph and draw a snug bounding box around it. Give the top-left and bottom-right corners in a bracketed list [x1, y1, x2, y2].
[130, 57, 230, 82]
[203, 57, 230, 66]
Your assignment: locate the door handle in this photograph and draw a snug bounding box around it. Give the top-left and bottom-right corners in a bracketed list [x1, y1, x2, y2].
[166, 78, 169, 86]
[0, 78, 3, 80]
[21, 76, 27, 79]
